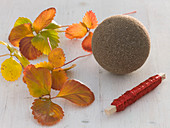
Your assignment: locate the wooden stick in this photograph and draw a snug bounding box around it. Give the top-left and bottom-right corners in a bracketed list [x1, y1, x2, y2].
[105, 73, 166, 115]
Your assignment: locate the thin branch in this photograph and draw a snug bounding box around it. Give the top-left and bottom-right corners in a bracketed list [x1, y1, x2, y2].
[60, 25, 69, 28]
[0, 54, 10, 57]
[63, 53, 92, 67]
[54, 53, 92, 70]
[47, 37, 52, 51]
[123, 11, 137, 15]
[56, 30, 66, 33]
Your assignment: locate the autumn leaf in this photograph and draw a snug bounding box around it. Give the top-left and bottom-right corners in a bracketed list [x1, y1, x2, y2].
[57, 80, 95, 106]
[31, 29, 59, 55]
[8, 23, 34, 47]
[33, 8, 56, 34]
[65, 22, 87, 39]
[83, 10, 98, 29]
[45, 23, 60, 29]
[82, 32, 93, 53]
[23, 65, 52, 97]
[1, 57, 22, 81]
[31, 98, 64, 126]
[14, 17, 32, 27]
[35, 61, 54, 71]
[52, 69, 68, 90]
[19, 37, 42, 60]
[48, 48, 65, 68]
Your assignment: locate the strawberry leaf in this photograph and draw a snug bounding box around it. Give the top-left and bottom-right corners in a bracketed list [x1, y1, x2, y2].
[19, 37, 42, 60]
[23, 65, 52, 97]
[14, 17, 32, 27]
[45, 23, 60, 29]
[82, 32, 93, 53]
[31, 29, 59, 55]
[65, 22, 87, 39]
[35, 61, 54, 71]
[48, 48, 65, 68]
[31, 98, 64, 126]
[57, 80, 95, 106]
[83, 10, 98, 29]
[1, 57, 22, 81]
[33, 8, 56, 34]
[52, 69, 68, 90]
[8, 23, 34, 47]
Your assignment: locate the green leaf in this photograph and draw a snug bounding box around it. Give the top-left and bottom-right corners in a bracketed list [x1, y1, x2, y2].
[14, 17, 32, 27]
[44, 23, 60, 29]
[13, 49, 30, 67]
[31, 29, 60, 55]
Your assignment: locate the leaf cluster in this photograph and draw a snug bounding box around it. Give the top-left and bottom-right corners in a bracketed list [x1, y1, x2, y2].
[23, 48, 95, 125]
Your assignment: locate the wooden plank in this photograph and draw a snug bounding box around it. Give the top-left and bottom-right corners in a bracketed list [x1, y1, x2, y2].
[0, 0, 169, 128]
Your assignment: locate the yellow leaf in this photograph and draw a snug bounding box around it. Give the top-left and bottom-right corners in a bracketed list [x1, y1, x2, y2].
[33, 8, 56, 34]
[35, 61, 54, 71]
[1, 57, 22, 81]
[23, 65, 52, 97]
[48, 48, 65, 68]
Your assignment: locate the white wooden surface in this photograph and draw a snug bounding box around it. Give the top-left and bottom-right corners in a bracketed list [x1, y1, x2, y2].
[0, 0, 170, 128]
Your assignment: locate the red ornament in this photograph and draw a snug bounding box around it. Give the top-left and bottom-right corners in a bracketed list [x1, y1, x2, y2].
[105, 73, 166, 115]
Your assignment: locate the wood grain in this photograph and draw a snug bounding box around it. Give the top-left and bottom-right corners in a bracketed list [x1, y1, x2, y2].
[0, 0, 169, 128]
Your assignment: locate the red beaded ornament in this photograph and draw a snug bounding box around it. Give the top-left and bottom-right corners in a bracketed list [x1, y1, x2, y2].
[105, 73, 166, 115]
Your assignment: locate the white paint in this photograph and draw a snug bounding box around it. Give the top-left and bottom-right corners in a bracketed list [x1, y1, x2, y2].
[0, 0, 169, 128]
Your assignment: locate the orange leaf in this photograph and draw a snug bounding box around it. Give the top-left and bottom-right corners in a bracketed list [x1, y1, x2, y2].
[8, 23, 34, 47]
[52, 69, 68, 90]
[82, 32, 93, 53]
[23, 65, 52, 97]
[83, 10, 98, 29]
[31, 98, 64, 126]
[65, 22, 87, 39]
[35, 61, 54, 71]
[33, 8, 56, 34]
[48, 48, 65, 68]
[57, 80, 95, 106]
[19, 37, 42, 60]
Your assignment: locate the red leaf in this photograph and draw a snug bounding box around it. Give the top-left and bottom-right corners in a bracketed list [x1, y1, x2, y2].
[65, 22, 87, 39]
[82, 32, 93, 53]
[57, 80, 95, 106]
[19, 37, 42, 60]
[31, 98, 64, 126]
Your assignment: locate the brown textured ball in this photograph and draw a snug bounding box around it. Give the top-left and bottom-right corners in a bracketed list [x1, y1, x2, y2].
[92, 15, 150, 74]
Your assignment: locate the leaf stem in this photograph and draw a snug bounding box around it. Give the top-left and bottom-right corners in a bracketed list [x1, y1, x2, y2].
[60, 25, 69, 28]
[54, 53, 92, 70]
[0, 53, 10, 57]
[56, 30, 66, 33]
[123, 11, 137, 15]
[47, 37, 52, 51]
[63, 53, 92, 67]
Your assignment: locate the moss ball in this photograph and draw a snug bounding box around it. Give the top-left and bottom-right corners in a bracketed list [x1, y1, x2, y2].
[92, 15, 150, 74]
